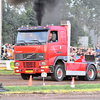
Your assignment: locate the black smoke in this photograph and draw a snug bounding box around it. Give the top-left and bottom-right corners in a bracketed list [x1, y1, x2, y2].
[34, 0, 60, 25]
[33, 0, 45, 26]
[7, 0, 60, 26]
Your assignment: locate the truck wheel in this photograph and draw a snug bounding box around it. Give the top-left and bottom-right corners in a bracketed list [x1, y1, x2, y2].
[21, 73, 33, 80]
[84, 65, 96, 81]
[51, 64, 64, 81]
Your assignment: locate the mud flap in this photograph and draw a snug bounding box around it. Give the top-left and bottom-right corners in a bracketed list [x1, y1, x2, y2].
[85, 55, 95, 62]
[0, 83, 9, 92]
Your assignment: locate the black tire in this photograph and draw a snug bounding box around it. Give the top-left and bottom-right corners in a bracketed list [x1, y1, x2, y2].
[51, 64, 64, 81]
[84, 65, 96, 81]
[21, 73, 33, 80]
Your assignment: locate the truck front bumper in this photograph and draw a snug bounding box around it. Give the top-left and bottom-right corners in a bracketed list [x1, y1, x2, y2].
[14, 61, 49, 74]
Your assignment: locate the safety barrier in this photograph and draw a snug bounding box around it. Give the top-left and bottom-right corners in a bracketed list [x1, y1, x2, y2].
[0, 60, 14, 70]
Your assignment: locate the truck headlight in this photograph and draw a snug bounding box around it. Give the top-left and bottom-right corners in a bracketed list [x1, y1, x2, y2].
[15, 62, 20, 66]
[16, 69, 19, 72]
[41, 62, 46, 65]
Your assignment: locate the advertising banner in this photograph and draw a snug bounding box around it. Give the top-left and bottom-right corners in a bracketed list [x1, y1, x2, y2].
[6, 60, 14, 70]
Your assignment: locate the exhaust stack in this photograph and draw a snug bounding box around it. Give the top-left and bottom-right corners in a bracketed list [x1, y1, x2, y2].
[61, 20, 71, 62]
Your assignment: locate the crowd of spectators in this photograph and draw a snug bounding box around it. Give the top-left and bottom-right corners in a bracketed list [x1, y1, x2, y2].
[1, 43, 15, 60]
[70, 43, 100, 62]
[1, 42, 100, 62]
[70, 46, 95, 61]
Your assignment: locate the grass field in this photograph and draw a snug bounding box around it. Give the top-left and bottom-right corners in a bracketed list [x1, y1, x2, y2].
[0, 70, 100, 94]
[0, 70, 19, 75]
[1, 84, 100, 94]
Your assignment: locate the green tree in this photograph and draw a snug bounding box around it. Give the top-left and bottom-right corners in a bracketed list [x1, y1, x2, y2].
[2, 0, 37, 44]
[60, 0, 85, 46]
[2, 0, 19, 44]
[70, 18, 85, 46]
[67, 0, 100, 45]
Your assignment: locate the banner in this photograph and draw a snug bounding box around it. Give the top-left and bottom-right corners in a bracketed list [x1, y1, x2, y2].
[6, 60, 14, 70]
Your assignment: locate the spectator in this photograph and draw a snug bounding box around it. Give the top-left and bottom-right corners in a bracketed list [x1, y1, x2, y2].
[70, 47, 73, 53]
[2, 43, 8, 50]
[11, 45, 14, 53]
[70, 47, 97, 62]
[1, 44, 15, 60]
[1, 47, 4, 59]
[75, 53, 80, 60]
[84, 48, 87, 52]
[7, 48, 14, 60]
[77, 49, 81, 56]
[1, 43, 98, 61]
[1, 48, 8, 60]
[96, 51, 100, 62]
[95, 43, 100, 55]
[92, 51, 96, 56]
[72, 47, 77, 56]
[1, 47, 4, 55]
[88, 48, 91, 55]
[8, 44, 11, 49]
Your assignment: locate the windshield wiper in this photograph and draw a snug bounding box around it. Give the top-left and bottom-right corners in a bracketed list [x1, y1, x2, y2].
[16, 40, 28, 45]
[29, 39, 42, 44]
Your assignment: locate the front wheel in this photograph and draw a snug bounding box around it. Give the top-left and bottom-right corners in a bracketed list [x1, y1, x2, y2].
[84, 65, 96, 81]
[51, 64, 64, 81]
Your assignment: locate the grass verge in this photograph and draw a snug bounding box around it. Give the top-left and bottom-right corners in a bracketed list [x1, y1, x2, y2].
[0, 70, 19, 75]
[1, 84, 100, 94]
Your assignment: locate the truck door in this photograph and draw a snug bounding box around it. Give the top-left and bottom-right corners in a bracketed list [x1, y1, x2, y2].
[60, 30, 67, 56]
[48, 31, 60, 65]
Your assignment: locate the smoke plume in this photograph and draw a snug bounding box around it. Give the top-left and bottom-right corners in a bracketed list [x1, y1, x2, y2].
[7, 0, 60, 25]
[33, 0, 60, 25]
[33, 0, 45, 26]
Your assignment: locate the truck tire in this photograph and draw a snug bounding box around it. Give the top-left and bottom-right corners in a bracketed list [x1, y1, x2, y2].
[51, 64, 64, 81]
[84, 65, 96, 81]
[21, 73, 33, 80]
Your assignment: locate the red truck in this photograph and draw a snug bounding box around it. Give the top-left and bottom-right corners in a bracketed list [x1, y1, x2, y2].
[14, 21, 99, 81]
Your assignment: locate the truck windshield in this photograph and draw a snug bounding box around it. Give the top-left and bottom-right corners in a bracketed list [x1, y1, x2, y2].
[16, 31, 48, 45]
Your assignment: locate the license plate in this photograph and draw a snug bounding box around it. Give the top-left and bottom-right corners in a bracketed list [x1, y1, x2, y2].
[25, 70, 33, 73]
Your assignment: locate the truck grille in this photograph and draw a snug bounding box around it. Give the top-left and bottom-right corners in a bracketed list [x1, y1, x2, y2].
[23, 54, 36, 60]
[15, 53, 45, 60]
[23, 62, 36, 68]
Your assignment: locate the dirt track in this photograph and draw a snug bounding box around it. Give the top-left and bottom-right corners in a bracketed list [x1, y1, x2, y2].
[0, 75, 100, 100]
[0, 92, 100, 100]
[0, 75, 100, 86]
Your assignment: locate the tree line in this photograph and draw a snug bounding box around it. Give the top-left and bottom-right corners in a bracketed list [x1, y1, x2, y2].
[2, 0, 37, 44]
[2, 0, 100, 47]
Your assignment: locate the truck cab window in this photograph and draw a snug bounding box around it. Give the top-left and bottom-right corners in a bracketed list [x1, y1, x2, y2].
[16, 31, 48, 45]
[50, 31, 58, 42]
